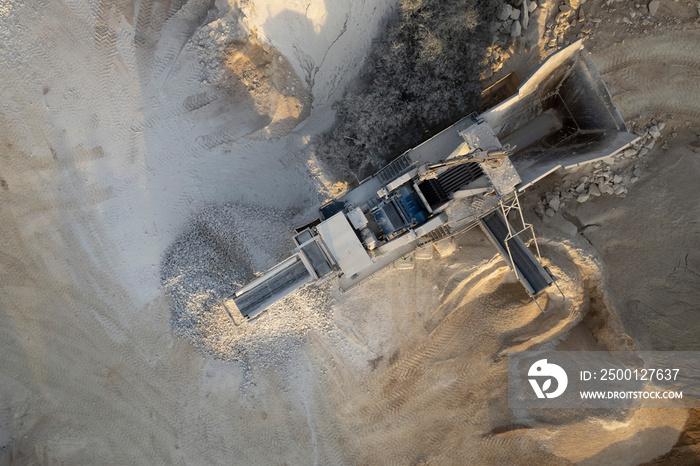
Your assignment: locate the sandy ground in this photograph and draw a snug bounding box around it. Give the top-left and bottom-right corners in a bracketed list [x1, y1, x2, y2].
[1, 0, 699, 464]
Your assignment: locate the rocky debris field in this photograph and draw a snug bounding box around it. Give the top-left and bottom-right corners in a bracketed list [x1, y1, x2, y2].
[534, 122, 667, 216]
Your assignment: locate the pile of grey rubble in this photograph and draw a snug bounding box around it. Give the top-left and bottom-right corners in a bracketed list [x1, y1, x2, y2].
[493, 0, 541, 39]
[535, 123, 665, 217]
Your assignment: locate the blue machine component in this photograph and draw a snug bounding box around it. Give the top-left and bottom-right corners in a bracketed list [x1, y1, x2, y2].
[396, 185, 429, 226]
[370, 185, 429, 239]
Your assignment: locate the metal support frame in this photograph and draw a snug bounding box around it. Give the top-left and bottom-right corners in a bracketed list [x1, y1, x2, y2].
[498, 190, 542, 284]
[497, 191, 565, 307]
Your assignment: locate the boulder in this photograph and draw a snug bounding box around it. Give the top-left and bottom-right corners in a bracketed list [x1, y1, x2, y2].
[522, 3, 530, 28]
[613, 174, 623, 184]
[624, 148, 636, 158]
[550, 197, 561, 211]
[577, 193, 590, 203]
[589, 183, 601, 197]
[648, 0, 660, 16]
[511, 20, 522, 37]
[568, 0, 580, 9]
[600, 183, 615, 195]
[545, 208, 555, 217]
[528, 0, 538, 12]
[601, 155, 615, 165]
[645, 138, 656, 150]
[511, 7, 521, 20]
[649, 125, 661, 138]
[639, 147, 649, 156]
[498, 3, 513, 21]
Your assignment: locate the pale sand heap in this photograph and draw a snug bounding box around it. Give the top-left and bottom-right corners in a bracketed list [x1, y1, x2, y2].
[1, 0, 699, 463]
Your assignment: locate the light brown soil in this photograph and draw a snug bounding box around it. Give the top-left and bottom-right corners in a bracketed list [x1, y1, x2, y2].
[1, 0, 699, 463]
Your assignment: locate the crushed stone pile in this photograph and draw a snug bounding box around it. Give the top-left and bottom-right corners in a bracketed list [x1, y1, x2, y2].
[161, 203, 333, 366]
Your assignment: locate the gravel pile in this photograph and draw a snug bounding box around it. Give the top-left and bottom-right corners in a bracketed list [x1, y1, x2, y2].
[191, 11, 245, 86]
[161, 203, 333, 366]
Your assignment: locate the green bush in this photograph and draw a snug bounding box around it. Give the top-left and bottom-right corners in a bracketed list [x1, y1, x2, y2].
[314, 0, 502, 181]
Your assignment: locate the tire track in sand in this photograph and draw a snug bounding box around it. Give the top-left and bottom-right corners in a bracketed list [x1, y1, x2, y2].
[593, 32, 700, 120]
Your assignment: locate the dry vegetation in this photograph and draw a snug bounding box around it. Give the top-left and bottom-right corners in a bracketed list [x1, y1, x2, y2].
[315, 0, 503, 180]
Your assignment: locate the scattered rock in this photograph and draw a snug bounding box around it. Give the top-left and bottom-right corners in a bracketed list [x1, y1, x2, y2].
[545, 208, 555, 217]
[613, 174, 623, 184]
[600, 183, 615, 195]
[645, 138, 656, 150]
[577, 193, 590, 203]
[569, 0, 580, 9]
[649, 125, 661, 138]
[522, 3, 530, 28]
[633, 168, 641, 177]
[661, 141, 669, 150]
[589, 183, 601, 196]
[648, 0, 660, 16]
[658, 122, 666, 131]
[550, 197, 561, 211]
[511, 21, 522, 37]
[639, 147, 649, 156]
[624, 148, 637, 158]
[498, 3, 513, 20]
[528, 0, 538, 12]
[560, 4, 573, 13]
[511, 7, 521, 20]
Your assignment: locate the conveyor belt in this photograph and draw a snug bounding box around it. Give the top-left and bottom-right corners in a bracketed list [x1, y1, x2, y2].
[233, 258, 312, 318]
[481, 211, 552, 295]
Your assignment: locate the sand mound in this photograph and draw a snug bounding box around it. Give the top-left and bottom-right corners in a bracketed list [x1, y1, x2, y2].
[299, 233, 681, 464]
